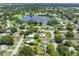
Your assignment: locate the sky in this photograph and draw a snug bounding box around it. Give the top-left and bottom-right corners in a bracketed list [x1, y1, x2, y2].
[0, 0, 79, 3]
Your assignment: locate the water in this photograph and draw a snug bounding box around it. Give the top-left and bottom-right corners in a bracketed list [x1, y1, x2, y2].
[22, 16, 51, 24]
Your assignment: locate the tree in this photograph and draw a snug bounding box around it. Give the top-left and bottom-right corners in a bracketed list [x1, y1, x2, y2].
[25, 31, 29, 36]
[0, 26, 6, 33]
[19, 25, 25, 29]
[33, 27, 38, 33]
[28, 29, 33, 34]
[47, 43, 55, 55]
[19, 31, 25, 35]
[77, 28, 79, 33]
[75, 45, 79, 52]
[10, 27, 17, 33]
[65, 14, 73, 20]
[0, 35, 14, 45]
[27, 20, 37, 26]
[39, 22, 42, 26]
[66, 31, 74, 38]
[0, 28, 6, 33]
[57, 44, 70, 56]
[73, 20, 78, 24]
[15, 19, 25, 24]
[54, 33, 63, 43]
[63, 41, 71, 47]
[67, 24, 74, 30]
[47, 18, 59, 26]
[18, 46, 35, 56]
[34, 34, 39, 39]
[70, 50, 75, 55]
[51, 51, 59, 56]
[54, 30, 60, 34]
[27, 27, 38, 34]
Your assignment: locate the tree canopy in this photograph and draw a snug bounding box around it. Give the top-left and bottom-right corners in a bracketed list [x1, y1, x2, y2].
[18, 46, 35, 56]
[0, 35, 14, 45]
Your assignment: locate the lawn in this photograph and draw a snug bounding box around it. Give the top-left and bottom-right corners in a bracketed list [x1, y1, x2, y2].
[3, 45, 16, 56]
[12, 14, 22, 20]
[8, 45, 16, 50]
[3, 51, 12, 56]
[35, 46, 44, 55]
[70, 40, 78, 46]
[48, 38, 53, 43]
[39, 37, 44, 41]
[23, 38, 28, 42]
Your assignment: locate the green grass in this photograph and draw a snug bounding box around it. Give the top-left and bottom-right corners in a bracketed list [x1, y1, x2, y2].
[3, 45, 16, 56]
[35, 46, 44, 55]
[23, 38, 28, 42]
[8, 45, 15, 50]
[70, 40, 78, 46]
[12, 14, 22, 19]
[48, 38, 53, 43]
[3, 51, 12, 56]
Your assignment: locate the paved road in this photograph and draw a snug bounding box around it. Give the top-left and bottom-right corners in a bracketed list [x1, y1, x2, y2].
[11, 36, 24, 56]
[50, 30, 58, 51]
[43, 35, 48, 51]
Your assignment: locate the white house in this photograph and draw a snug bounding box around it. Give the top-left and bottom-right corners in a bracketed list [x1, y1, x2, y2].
[27, 39, 35, 44]
[13, 32, 19, 38]
[69, 46, 76, 52]
[1, 45, 9, 51]
[28, 34, 34, 39]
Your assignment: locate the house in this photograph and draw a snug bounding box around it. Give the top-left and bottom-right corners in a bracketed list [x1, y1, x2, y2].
[28, 34, 34, 39]
[68, 46, 76, 52]
[43, 44, 47, 51]
[62, 40, 68, 45]
[27, 39, 35, 45]
[1, 45, 9, 51]
[13, 32, 19, 38]
[60, 33, 65, 38]
[25, 44, 30, 46]
[41, 34, 46, 37]
[25, 26, 29, 30]
[6, 29, 10, 33]
[0, 33, 7, 37]
[77, 39, 79, 43]
[16, 24, 20, 30]
[73, 29, 77, 33]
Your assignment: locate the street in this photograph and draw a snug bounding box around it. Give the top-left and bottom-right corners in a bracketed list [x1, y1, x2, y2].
[50, 31, 58, 51]
[11, 36, 24, 56]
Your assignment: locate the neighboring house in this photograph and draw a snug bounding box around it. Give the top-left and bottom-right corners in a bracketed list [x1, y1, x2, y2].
[60, 33, 65, 38]
[41, 34, 45, 37]
[77, 39, 79, 43]
[73, 29, 77, 33]
[27, 39, 35, 44]
[25, 44, 30, 46]
[43, 44, 47, 51]
[0, 33, 7, 37]
[1, 45, 9, 51]
[13, 32, 20, 43]
[13, 32, 19, 38]
[16, 24, 20, 30]
[63, 25, 67, 30]
[69, 46, 76, 52]
[6, 29, 10, 33]
[62, 40, 68, 45]
[28, 34, 34, 39]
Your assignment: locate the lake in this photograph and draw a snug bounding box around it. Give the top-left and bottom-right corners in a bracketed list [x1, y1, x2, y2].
[22, 16, 51, 24]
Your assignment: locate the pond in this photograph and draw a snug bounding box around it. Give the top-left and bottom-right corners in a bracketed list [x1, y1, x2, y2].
[22, 16, 51, 24]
